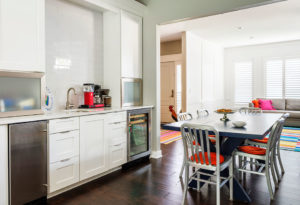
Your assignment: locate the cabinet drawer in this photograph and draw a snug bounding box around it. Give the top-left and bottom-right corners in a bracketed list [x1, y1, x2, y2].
[108, 122, 127, 145]
[109, 142, 127, 169]
[108, 112, 127, 124]
[49, 156, 79, 193]
[49, 130, 79, 163]
[49, 117, 79, 134]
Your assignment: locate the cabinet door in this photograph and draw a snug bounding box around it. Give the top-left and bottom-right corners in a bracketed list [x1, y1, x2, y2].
[80, 115, 107, 180]
[0, 0, 45, 72]
[108, 142, 127, 169]
[107, 121, 127, 169]
[49, 157, 79, 193]
[121, 10, 142, 78]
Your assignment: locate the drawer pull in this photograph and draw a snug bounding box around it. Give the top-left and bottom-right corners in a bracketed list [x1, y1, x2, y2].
[60, 158, 71, 162]
[113, 143, 122, 147]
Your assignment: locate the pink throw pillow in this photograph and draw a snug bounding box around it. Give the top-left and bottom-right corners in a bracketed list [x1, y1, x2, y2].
[259, 99, 276, 110]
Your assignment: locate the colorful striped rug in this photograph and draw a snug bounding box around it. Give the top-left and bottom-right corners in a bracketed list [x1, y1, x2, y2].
[160, 129, 182, 144]
[161, 127, 300, 151]
[280, 127, 300, 152]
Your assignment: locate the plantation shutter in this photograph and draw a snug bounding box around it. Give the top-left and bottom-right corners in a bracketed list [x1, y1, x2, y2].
[235, 62, 253, 103]
[285, 58, 300, 99]
[266, 59, 283, 99]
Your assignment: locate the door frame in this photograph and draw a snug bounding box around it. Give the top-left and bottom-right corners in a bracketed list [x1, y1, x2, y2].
[160, 53, 186, 114]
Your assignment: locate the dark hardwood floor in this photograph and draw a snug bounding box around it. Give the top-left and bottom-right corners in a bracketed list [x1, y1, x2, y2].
[48, 140, 300, 205]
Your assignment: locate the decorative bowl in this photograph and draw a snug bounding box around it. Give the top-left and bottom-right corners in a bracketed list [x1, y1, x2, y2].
[232, 121, 247, 128]
[215, 109, 236, 121]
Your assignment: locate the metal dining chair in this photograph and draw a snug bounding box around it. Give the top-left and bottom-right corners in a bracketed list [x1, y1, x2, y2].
[239, 107, 262, 114]
[233, 118, 285, 200]
[178, 112, 193, 177]
[245, 113, 289, 186]
[180, 123, 233, 205]
[196, 109, 209, 119]
[178, 112, 193, 121]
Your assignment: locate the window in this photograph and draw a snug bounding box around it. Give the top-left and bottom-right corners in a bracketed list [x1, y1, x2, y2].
[285, 58, 300, 99]
[265, 58, 300, 99]
[266, 59, 283, 98]
[235, 62, 253, 103]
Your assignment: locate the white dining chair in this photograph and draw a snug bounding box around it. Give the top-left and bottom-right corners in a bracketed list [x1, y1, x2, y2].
[244, 113, 289, 186]
[233, 118, 285, 200]
[239, 107, 262, 114]
[178, 112, 193, 177]
[178, 112, 193, 121]
[196, 109, 209, 119]
[180, 123, 233, 205]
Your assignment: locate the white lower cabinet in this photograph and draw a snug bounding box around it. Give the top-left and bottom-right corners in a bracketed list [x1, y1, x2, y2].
[49, 157, 79, 193]
[49, 118, 80, 193]
[48, 112, 128, 194]
[80, 114, 107, 181]
[107, 122, 127, 169]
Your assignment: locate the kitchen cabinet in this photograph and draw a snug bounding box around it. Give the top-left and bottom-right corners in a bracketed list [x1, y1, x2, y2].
[107, 117, 127, 169]
[0, 125, 8, 205]
[121, 10, 143, 78]
[49, 118, 80, 193]
[80, 114, 107, 180]
[0, 0, 45, 72]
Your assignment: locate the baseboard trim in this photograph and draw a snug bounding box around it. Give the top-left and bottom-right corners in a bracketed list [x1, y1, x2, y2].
[47, 166, 121, 199]
[150, 150, 162, 159]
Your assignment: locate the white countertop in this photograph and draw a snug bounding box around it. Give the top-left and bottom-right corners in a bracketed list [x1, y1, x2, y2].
[0, 105, 154, 125]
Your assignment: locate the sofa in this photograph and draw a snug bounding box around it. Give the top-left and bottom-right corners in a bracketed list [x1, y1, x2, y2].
[249, 98, 300, 127]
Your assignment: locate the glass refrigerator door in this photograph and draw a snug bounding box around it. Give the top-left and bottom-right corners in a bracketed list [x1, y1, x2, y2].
[129, 114, 148, 157]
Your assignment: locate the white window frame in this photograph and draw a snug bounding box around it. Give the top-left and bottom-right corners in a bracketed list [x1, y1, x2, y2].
[234, 60, 254, 105]
[264, 55, 300, 99]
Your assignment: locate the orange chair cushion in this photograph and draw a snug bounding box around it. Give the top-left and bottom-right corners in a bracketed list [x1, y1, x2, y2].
[250, 137, 268, 143]
[190, 152, 225, 165]
[238, 146, 266, 155]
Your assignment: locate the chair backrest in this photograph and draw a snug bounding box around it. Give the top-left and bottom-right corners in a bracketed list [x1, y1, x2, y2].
[282, 113, 290, 119]
[196, 109, 209, 119]
[181, 123, 220, 168]
[266, 118, 285, 156]
[239, 107, 262, 114]
[178, 112, 193, 121]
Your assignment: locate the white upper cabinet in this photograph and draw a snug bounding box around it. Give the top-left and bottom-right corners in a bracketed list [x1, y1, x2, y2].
[121, 10, 142, 78]
[0, 0, 45, 72]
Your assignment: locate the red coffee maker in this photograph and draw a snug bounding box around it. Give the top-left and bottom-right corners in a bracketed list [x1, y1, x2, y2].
[83, 83, 94, 106]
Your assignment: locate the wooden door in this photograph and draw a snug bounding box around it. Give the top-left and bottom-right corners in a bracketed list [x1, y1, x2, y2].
[161, 62, 176, 123]
[79, 115, 107, 180]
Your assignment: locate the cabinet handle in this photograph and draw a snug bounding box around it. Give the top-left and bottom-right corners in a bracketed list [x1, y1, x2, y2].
[42, 184, 48, 187]
[60, 158, 71, 162]
[114, 143, 122, 147]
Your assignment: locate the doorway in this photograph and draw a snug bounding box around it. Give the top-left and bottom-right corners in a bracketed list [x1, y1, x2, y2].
[160, 38, 185, 123]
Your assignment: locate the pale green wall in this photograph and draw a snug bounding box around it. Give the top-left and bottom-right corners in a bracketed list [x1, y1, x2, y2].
[142, 0, 282, 155]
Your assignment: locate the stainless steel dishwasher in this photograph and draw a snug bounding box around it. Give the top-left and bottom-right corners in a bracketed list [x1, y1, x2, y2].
[9, 121, 47, 205]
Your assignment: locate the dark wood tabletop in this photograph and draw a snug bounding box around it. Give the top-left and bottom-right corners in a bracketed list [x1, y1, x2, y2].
[162, 112, 283, 139]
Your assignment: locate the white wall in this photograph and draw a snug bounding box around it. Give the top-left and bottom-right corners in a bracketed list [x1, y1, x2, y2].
[186, 32, 202, 115]
[224, 39, 300, 106]
[46, 0, 103, 110]
[185, 32, 224, 115]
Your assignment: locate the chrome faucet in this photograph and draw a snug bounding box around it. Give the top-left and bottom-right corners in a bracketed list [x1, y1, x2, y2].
[66, 88, 77, 110]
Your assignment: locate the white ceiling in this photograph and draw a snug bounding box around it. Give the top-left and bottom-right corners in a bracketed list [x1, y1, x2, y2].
[159, 0, 300, 48]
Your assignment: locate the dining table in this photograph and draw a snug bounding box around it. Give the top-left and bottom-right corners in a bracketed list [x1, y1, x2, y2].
[161, 112, 283, 203]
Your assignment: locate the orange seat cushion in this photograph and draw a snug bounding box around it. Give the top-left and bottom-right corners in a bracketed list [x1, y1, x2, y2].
[238, 146, 266, 155]
[250, 137, 268, 143]
[190, 152, 225, 165]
